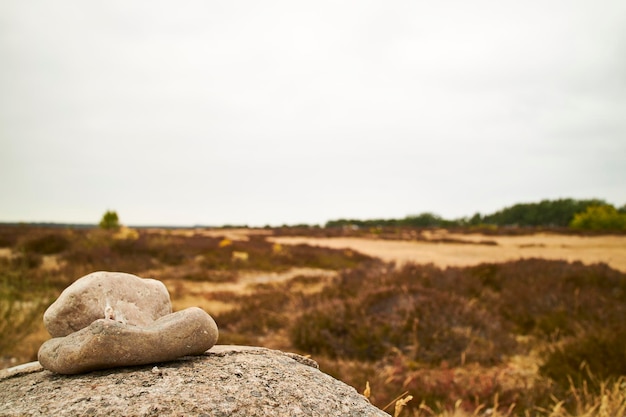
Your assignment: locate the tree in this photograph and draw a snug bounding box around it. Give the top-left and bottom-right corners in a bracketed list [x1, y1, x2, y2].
[99, 210, 120, 230]
[482, 198, 606, 227]
[468, 212, 483, 226]
[403, 213, 444, 227]
[570, 205, 626, 231]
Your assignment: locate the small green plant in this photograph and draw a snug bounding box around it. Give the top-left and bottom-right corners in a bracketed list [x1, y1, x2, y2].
[99, 210, 120, 230]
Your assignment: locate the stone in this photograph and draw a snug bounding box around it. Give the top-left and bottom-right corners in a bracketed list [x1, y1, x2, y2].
[44, 271, 172, 337]
[38, 307, 218, 374]
[39, 271, 220, 375]
[1, 346, 388, 416]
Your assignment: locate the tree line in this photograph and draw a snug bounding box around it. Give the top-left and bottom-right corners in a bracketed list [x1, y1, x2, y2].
[325, 198, 626, 231]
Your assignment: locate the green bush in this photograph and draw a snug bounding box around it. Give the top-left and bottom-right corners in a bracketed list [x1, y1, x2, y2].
[482, 198, 605, 227]
[570, 205, 626, 230]
[99, 210, 120, 230]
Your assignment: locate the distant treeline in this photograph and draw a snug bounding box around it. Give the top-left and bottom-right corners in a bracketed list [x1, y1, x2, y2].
[325, 198, 626, 230]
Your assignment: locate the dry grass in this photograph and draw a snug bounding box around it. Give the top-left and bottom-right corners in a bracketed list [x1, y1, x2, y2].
[269, 232, 626, 272]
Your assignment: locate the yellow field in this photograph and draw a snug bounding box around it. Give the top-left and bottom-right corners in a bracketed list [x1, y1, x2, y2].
[270, 231, 626, 272]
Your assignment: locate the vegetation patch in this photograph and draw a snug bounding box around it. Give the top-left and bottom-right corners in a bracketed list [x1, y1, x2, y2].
[1, 224, 625, 416]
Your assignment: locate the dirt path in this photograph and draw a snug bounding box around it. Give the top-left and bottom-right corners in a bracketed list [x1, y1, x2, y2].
[269, 233, 626, 272]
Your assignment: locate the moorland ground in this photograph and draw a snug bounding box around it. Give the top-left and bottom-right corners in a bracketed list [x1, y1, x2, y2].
[1, 225, 625, 416]
[269, 230, 626, 272]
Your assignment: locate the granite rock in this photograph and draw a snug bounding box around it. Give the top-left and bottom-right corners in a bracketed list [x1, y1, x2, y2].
[38, 307, 218, 374]
[1, 346, 388, 416]
[44, 271, 172, 338]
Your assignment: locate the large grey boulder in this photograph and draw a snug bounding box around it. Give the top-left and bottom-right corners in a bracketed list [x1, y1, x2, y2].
[0, 346, 388, 417]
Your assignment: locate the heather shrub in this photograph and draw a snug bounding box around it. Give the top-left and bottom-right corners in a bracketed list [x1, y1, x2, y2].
[23, 233, 70, 255]
[65, 239, 153, 274]
[291, 300, 390, 360]
[540, 325, 626, 392]
[200, 236, 373, 272]
[214, 284, 294, 336]
[0, 226, 21, 247]
[286, 259, 626, 414]
[465, 260, 626, 338]
[290, 263, 516, 365]
[10, 250, 43, 270]
[111, 235, 186, 266]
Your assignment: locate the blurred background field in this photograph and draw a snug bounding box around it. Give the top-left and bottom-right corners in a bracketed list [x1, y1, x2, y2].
[1, 221, 625, 416]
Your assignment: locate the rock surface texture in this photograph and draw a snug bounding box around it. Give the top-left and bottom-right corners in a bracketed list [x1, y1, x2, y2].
[38, 271, 219, 374]
[0, 346, 387, 417]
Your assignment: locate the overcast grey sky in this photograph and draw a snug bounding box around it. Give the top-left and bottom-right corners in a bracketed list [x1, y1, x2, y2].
[1, 1, 625, 226]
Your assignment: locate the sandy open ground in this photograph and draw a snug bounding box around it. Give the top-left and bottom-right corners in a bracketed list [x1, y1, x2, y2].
[270, 233, 626, 272]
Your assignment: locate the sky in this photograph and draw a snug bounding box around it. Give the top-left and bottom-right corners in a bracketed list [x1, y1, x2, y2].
[1, 1, 625, 227]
